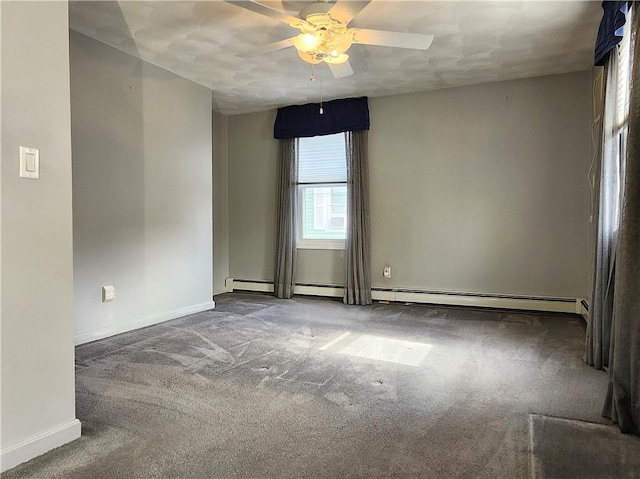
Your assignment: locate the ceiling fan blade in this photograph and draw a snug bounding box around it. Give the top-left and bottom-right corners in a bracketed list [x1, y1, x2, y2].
[328, 0, 371, 24]
[225, 1, 303, 27]
[327, 60, 354, 79]
[352, 29, 434, 50]
[237, 37, 295, 58]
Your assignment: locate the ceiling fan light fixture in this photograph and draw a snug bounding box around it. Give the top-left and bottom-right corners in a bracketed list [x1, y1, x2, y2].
[291, 20, 354, 69]
[324, 53, 349, 65]
[297, 49, 323, 65]
[293, 33, 321, 53]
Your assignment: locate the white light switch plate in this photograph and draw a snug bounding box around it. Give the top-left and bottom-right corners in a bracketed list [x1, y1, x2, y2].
[19, 146, 40, 179]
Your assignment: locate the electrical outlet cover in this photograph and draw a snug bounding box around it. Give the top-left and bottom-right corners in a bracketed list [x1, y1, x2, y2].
[102, 285, 115, 302]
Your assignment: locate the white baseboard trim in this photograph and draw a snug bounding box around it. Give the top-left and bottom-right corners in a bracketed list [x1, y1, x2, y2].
[74, 300, 216, 345]
[227, 279, 583, 314]
[0, 419, 81, 473]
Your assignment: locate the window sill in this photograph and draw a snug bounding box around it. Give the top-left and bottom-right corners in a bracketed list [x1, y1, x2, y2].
[297, 239, 345, 250]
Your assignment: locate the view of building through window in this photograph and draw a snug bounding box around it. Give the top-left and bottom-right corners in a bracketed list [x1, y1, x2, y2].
[297, 133, 347, 247]
[302, 185, 347, 239]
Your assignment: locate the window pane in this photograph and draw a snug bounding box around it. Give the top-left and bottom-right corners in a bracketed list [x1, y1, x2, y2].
[312, 187, 330, 229]
[298, 133, 347, 183]
[330, 216, 345, 228]
[302, 185, 347, 239]
[331, 204, 346, 215]
[616, 7, 633, 128]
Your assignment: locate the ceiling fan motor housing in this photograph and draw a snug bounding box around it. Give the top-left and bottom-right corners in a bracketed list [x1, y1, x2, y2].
[299, 2, 333, 20]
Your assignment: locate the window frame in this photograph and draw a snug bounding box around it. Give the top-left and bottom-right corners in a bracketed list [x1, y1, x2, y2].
[609, 7, 633, 237]
[295, 132, 348, 250]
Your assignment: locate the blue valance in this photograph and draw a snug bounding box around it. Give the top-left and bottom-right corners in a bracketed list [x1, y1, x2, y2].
[594, 1, 632, 66]
[274, 97, 369, 139]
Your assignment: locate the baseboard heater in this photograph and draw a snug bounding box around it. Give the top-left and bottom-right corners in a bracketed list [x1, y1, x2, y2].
[225, 278, 583, 314]
[580, 299, 589, 321]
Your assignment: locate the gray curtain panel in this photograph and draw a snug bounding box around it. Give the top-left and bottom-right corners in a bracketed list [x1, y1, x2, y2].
[585, 54, 622, 370]
[604, 8, 640, 434]
[274, 138, 298, 299]
[344, 130, 372, 305]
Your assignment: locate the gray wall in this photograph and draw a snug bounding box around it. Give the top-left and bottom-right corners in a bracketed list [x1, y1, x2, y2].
[1, 0, 79, 466]
[228, 71, 592, 299]
[70, 31, 213, 343]
[228, 110, 278, 282]
[213, 111, 229, 295]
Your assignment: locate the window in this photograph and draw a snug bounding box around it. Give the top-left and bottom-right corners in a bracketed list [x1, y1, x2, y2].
[297, 133, 347, 249]
[610, 5, 633, 237]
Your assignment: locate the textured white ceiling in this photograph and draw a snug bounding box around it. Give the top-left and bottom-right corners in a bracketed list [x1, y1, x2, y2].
[69, 1, 601, 115]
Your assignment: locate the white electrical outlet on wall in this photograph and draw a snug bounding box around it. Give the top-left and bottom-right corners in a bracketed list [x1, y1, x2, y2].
[383, 266, 391, 278]
[102, 285, 115, 302]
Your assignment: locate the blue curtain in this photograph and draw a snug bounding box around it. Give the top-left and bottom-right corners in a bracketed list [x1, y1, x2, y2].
[274, 97, 369, 139]
[595, 1, 631, 66]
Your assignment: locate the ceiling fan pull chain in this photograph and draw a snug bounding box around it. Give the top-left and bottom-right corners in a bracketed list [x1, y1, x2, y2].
[320, 75, 324, 115]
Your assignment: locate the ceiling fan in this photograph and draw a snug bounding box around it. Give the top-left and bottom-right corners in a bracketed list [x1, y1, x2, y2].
[226, 0, 434, 78]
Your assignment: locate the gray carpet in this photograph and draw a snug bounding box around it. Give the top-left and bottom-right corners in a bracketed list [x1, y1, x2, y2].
[530, 414, 640, 479]
[5, 293, 611, 478]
